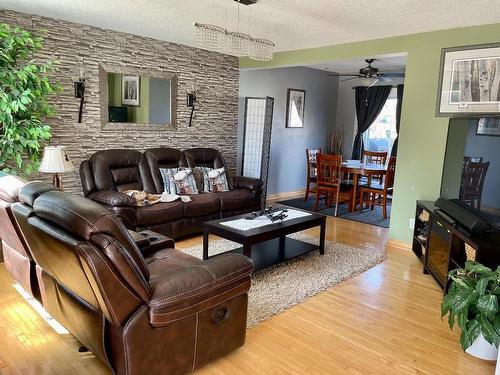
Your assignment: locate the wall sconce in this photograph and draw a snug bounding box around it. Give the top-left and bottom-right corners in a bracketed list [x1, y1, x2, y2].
[187, 91, 196, 127]
[74, 68, 85, 123]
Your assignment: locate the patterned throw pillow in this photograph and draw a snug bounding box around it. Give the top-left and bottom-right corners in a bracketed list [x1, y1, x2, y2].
[173, 168, 199, 195]
[159, 168, 178, 194]
[201, 167, 229, 193]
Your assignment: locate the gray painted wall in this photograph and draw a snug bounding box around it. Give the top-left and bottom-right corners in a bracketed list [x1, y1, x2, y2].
[464, 120, 500, 209]
[149, 78, 171, 123]
[238, 67, 338, 195]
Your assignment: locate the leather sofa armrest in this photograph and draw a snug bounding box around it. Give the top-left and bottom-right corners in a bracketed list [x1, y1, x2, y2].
[88, 191, 135, 207]
[232, 176, 263, 191]
[148, 253, 253, 327]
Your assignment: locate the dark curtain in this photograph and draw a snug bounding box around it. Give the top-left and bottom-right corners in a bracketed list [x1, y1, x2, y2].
[351, 85, 392, 160]
[391, 84, 405, 157]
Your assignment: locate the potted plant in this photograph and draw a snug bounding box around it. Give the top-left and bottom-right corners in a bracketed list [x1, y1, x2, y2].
[327, 128, 343, 156]
[0, 23, 59, 176]
[441, 261, 500, 360]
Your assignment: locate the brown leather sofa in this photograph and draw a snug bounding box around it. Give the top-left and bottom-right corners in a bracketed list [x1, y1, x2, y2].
[80, 148, 263, 239]
[9, 182, 253, 374]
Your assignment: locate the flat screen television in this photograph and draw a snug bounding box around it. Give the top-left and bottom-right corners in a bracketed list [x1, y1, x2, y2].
[441, 118, 500, 231]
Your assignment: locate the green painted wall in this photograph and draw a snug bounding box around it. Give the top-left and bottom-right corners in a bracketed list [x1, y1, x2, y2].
[107, 73, 150, 123]
[240, 22, 500, 244]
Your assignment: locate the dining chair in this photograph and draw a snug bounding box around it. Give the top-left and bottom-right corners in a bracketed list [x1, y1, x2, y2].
[314, 153, 343, 215]
[464, 156, 483, 163]
[359, 156, 396, 219]
[460, 161, 490, 209]
[362, 150, 387, 184]
[305, 148, 321, 201]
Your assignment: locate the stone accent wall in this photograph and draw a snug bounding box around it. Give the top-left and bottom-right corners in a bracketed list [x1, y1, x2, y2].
[0, 10, 239, 193]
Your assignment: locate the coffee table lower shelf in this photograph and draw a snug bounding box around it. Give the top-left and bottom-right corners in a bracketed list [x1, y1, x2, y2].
[213, 237, 320, 271]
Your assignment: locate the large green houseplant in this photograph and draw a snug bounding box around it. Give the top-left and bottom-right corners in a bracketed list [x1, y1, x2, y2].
[0, 23, 59, 176]
[441, 262, 500, 358]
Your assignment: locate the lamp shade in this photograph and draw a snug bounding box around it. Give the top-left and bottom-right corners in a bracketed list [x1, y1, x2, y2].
[39, 146, 74, 173]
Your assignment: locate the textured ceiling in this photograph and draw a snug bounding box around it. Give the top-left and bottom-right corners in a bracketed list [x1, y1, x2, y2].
[306, 54, 407, 74]
[2, 0, 500, 52]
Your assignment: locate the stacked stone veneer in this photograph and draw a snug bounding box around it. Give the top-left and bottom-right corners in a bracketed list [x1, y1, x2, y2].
[0, 9, 239, 193]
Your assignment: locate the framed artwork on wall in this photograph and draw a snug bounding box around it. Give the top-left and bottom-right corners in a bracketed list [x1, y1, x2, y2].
[122, 75, 140, 106]
[476, 117, 500, 136]
[436, 43, 500, 116]
[285, 88, 306, 128]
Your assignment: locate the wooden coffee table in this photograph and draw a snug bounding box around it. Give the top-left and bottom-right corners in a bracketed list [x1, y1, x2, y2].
[203, 208, 326, 271]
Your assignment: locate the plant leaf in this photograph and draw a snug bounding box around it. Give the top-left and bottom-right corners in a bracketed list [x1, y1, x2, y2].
[478, 314, 500, 347]
[460, 319, 481, 351]
[477, 294, 499, 320]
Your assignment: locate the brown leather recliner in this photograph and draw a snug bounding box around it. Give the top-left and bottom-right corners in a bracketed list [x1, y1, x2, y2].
[80, 148, 263, 239]
[11, 182, 254, 375]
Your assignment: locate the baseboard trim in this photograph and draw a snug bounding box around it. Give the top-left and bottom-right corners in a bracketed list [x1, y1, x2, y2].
[267, 190, 305, 202]
[386, 239, 411, 250]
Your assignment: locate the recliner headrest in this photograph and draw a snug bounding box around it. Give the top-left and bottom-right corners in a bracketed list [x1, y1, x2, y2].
[18, 181, 58, 207]
[31, 189, 150, 280]
[183, 148, 226, 170]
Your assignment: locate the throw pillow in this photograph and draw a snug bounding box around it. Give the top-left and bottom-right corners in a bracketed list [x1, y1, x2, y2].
[159, 167, 178, 194]
[173, 169, 198, 195]
[205, 167, 229, 193]
[0, 175, 28, 202]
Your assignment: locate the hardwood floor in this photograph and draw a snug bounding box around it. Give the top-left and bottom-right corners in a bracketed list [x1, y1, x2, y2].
[0, 216, 495, 374]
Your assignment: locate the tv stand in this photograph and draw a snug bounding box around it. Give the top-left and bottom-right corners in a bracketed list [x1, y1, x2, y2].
[412, 201, 500, 292]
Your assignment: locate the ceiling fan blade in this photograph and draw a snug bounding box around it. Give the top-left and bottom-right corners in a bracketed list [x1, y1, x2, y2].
[382, 73, 405, 77]
[341, 77, 360, 82]
[328, 74, 362, 77]
[377, 76, 392, 83]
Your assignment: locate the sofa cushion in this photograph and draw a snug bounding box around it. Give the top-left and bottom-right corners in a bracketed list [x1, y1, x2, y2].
[173, 169, 198, 195]
[0, 175, 28, 202]
[200, 167, 229, 193]
[159, 167, 178, 194]
[183, 193, 220, 218]
[136, 201, 184, 226]
[219, 189, 256, 212]
[144, 148, 186, 193]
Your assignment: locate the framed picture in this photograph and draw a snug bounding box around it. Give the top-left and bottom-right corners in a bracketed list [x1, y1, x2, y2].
[437, 43, 500, 116]
[476, 117, 500, 136]
[122, 75, 140, 106]
[286, 88, 306, 128]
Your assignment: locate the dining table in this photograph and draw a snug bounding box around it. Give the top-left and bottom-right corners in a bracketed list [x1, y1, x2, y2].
[341, 161, 388, 212]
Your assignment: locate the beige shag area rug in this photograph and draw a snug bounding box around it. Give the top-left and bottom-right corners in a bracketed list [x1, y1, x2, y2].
[182, 233, 385, 328]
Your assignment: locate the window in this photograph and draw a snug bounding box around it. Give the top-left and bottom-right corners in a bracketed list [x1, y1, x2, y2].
[362, 88, 397, 153]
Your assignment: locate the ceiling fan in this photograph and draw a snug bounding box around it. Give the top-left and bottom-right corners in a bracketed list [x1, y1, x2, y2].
[328, 58, 405, 85]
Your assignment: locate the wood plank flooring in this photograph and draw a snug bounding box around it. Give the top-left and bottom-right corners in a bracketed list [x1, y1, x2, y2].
[0, 215, 495, 374]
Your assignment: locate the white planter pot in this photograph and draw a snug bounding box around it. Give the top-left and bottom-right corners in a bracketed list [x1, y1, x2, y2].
[466, 333, 498, 361]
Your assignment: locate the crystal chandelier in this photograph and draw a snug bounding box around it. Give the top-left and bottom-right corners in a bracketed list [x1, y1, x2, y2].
[193, 1, 274, 61]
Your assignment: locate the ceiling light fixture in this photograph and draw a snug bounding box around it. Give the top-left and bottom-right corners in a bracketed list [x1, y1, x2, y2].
[194, 0, 274, 61]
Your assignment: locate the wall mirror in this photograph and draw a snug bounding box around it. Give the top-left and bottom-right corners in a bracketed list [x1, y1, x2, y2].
[99, 64, 177, 130]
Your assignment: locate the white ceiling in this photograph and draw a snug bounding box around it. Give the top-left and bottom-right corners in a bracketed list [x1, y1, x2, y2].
[306, 54, 407, 74]
[2, 0, 500, 53]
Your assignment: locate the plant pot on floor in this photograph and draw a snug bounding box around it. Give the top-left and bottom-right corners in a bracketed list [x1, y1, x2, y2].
[466, 332, 498, 361]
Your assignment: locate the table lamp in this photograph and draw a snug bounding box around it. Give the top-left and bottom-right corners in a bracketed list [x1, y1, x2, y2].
[39, 146, 74, 189]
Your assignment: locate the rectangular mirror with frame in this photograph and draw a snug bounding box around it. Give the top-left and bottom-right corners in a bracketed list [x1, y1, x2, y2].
[99, 64, 177, 130]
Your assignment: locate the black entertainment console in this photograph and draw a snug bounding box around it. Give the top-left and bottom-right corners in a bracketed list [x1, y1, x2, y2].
[412, 200, 500, 292]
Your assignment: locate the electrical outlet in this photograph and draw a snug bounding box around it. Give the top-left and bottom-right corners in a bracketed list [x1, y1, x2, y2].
[409, 218, 415, 230]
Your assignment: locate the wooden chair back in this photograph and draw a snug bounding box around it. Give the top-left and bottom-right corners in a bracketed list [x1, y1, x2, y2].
[464, 156, 483, 164]
[306, 148, 321, 177]
[461, 161, 490, 198]
[317, 153, 343, 187]
[385, 156, 397, 191]
[362, 150, 387, 166]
